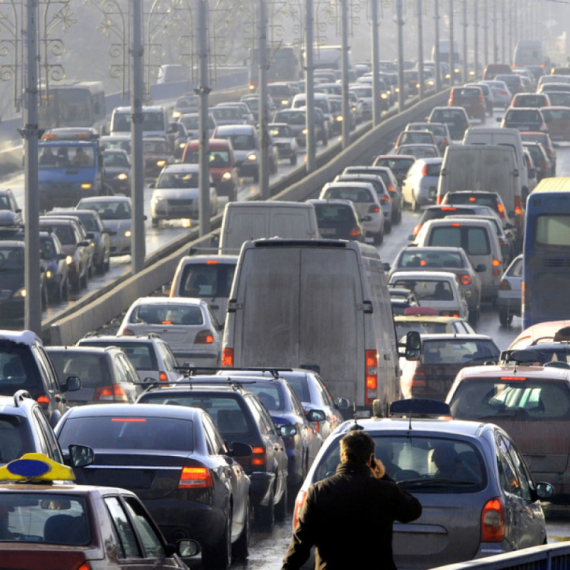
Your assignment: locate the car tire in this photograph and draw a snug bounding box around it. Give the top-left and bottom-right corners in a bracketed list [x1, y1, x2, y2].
[275, 482, 287, 522]
[232, 502, 250, 560]
[202, 511, 232, 570]
[412, 193, 420, 212]
[290, 153, 297, 166]
[469, 308, 480, 326]
[499, 310, 513, 327]
[373, 229, 383, 245]
[254, 484, 275, 530]
[385, 220, 392, 234]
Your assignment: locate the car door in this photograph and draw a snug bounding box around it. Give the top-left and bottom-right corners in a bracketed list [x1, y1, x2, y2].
[289, 384, 322, 466]
[33, 345, 68, 424]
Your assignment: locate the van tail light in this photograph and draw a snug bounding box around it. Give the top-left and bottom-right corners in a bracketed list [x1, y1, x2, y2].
[159, 372, 168, 382]
[77, 564, 91, 570]
[252, 446, 266, 466]
[179, 466, 213, 488]
[380, 195, 390, 203]
[499, 279, 511, 291]
[515, 196, 523, 223]
[412, 224, 421, 237]
[195, 330, 214, 344]
[121, 328, 135, 336]
[350, 225, 362, 237]
[222, 348, 234, 367]
[293, 490, 307, 529]
[368, 205, 380, 213]
[492, 259, 501, 276]
[481, 497, 505, 542]
[460, 274, 472, 286]
[37, 394, 50, 405]
[479, 93, 483, 99]
[387, 183, 396, 194]
[365, 350, 378, 405]
[421, 164, 428, 176]
[94, 385, 129, 402]
[411, 370, 426, 387]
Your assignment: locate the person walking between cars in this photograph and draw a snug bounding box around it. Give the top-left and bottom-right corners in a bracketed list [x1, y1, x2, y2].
[282, 430, 422, 570]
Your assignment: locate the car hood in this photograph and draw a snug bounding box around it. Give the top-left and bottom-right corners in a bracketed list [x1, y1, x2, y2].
[153, 188, 200, 200]
[0, 270, 24, 294]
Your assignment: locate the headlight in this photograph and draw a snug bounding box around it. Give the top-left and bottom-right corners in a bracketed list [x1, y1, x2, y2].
[14, 288, 27, 298]
[381, 93, 388, 99]
[81, 183, 92, 190]
[222, 172, 232, 180]
[302, 128, 308, 135]
[46, 270, 53, 279]
[91, 242, 96, 248]
[336, 116, 343, 122]
[179, 142, 186, 149]
[454, 68, 460, 73]
[65, 255, 73, 265]
[124, 230, 132, 238]
[248, 84, 255, 91]
[416, 83, 421, 88]
[428, 80, 434, 86]
[352, 106, 357, 111]
[469, 70, 475, 76]
[281, 100, 288, 106]
[156, 160, 166, 167]
[152, 194, 164, 202]
[395, 87, 400, 93]
[117, 173, 128, 180]
[247, 153, 257, 162]
[445, 73, 451, 79]
[173, 111, 181, 118]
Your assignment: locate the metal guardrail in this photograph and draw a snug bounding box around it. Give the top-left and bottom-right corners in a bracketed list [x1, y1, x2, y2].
[431, 543, 570, 570]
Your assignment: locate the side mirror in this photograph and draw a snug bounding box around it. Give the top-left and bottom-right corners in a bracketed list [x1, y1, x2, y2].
[535, 481, 554, 500]
[78, 241, 90, 248]
[64, 375, 81, 392]
[279, 425, 298, 437]
[336, 397, 350, 410]
[103, 228, 117, 236]
[68, 444, 94, 468]
[307, 409, 326, 422]
[229, 442, 252, 457]
[176, 539, 201, 558]
[475, 264, 486, 272]
[401, 330, 421, 360]
[440, 168, 447, 176]
[86, 232, 95, 240]
[57, 253, 67, 261]
[382, 262, 390, 272]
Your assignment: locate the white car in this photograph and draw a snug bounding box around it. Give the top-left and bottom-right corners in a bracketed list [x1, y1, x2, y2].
[319, 181, 385, 244]
[268, 123, 298, 165]
[389, 270, 469, 321]
[150, 163, 218, 228]
[118, 297, 222, 367]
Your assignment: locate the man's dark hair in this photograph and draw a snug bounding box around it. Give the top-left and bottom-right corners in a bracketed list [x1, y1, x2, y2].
[340, 430, 375, 464]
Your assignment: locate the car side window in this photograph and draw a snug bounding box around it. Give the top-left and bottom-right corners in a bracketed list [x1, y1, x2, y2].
[496, 434, 530, 500]
[34, 346, 60, 391]
[203, 414, 227, 455]
[118, 353, 138, 384]
[32, 407, 63, 462]
[503, 437, 532, 502]
[252, 397, 277, 435]
[113, 355, 129, 385]
[157, 342, 176, 372]
[247, 396, 272, 435]
[122, 496, 166, 558]
[105, 496, 142, 558]
[31, 407, 54, 457]
[289, 386, 305, 417]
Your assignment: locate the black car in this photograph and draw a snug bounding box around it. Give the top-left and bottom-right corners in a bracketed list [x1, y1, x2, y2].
[306, 199, 365, 241]
[102, 149, 131, 194]
[137, 381, 288, 529]
[40, 230, 70, 304]
[55, 403, 251, 570]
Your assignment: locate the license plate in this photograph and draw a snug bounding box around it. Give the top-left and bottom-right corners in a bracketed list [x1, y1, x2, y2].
[320, 228, 337, 236]
[365, 236, 374, 243]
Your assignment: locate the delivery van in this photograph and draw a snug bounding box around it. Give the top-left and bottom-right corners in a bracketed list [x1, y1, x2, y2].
[221, 239, 421, 413]
[218, 201, 320, 254]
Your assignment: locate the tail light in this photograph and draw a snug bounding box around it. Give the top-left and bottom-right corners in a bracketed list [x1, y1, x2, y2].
[94, 385, 129, 402]
[412, 224, 421, 237]
[37, 394, 50, 405]
[77, 565, 91, 570]
[350, 225, 362, 237]
[448, 98, 453, 105]
[500, 90, 508, 95]
[481, 497, 504, 542]
[464, 122, 469, 130]
[368, 205, 380, 213]
[497, 202, 506, 219]
[222, 348, 234, 367]
[380, 195, 390, 203]
[499, 238, 505, 247]
[365, 350, 378, 405]
[293, 490, 307, 529]
[121, 328, 135, 336]
[460, 274, 472, 286]
[195, 330, 214, 344]
[492, 259, 501, 276]
[387, 183, 396, 194]
[179, 466, 213, 488]
[479, 93, 483, 99]
[411, 369, 426, 387]
[443, 138, 448, 147]
[540, 123, 546, 131]
[421, 164, 428, 176]
[252, 446, 266, 466]
[499, 279, 511, 291]
[515, 196, 522, 223]
[159, 371, 168, 382]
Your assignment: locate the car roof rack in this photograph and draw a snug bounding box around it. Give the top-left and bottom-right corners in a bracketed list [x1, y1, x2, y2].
[13, 390, 33, 407]
[174, 366, 293, 378]
[389, 398, 451, 419]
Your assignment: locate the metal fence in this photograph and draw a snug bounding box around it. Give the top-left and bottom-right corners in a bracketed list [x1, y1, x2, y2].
[430, 543, 570, 570]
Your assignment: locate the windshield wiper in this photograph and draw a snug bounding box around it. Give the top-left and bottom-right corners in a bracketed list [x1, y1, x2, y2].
[398, 478, 476, 488]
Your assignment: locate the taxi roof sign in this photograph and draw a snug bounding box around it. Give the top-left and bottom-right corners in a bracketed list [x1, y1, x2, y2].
[0, 453, 75, 483]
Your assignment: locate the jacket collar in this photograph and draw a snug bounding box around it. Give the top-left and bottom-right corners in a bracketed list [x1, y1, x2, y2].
[336, 461, 372, 477]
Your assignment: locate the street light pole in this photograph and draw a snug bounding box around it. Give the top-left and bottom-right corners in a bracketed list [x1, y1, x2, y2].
[462, 0, 468, 83]
[417, 0, 424, 99]
[23, 0, 41, 334]
[371, 0, 381, 125]
[474, 0, 479, 79]
[484, 0, 488, 68]
[305, 0, 316, 172]
[258, 0, 269, 198]
[396, 0, 405, 110]
[493, 0, 497, 63]
[501, 0, 505, 63]
[449, 0, 454, 85]
[341, 0, 350, 147]
[434, 0, 441, 90]
[131, 0, 145, 274]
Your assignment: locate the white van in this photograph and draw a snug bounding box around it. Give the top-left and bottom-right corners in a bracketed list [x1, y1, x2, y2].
[463, 127, 528, 221]
[414, 218, 504, 300]
[218, 201, 320, 255]
[169, 254, 238, 326]
[222, 239, 421, 413]
[437, 144, 520, 226]
[110, 106, 169, 139]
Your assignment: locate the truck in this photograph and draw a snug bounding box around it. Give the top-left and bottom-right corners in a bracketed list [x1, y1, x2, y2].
[38, 128, 109, 212]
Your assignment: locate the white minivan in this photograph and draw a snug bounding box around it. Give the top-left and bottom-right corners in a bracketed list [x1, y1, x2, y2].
[218, 201, 320, 255]
[222, 239, 421, 414]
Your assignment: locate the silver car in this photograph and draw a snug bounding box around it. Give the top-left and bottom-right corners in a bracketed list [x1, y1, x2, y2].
[401, 157, 442, 210]
[479, 80, 512, 108]
[497, 254, 522, 327]
[178, 112, 216, 139]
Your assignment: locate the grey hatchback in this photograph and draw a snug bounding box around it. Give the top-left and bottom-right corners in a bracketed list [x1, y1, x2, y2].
[295, 403, 552, 569]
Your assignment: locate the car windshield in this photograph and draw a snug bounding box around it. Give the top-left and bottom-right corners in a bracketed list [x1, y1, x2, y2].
[224, 135, 255, 151]
[450, 379, 570, 421]
[314, 435, 486, 492]
[39, 145, 95, 169]
[212, 107, 243, 121]
[400, 133, 433, 145]
[543, 109, 570, 121]
[0, 197, 12, 210]
[40, 237, 57, 261]
[139, 392, 253, 438]
[375, 157, 414, 172]
[429, 226, 491, 255]
[0, 342, 40, 394]
[270, 125, 293, 137]
[156, 171, 199, 189]
[0, 245, 24, 271]
[45, 225, 75, 246]
[179, 263, 235, 299]
[143, 140, 167, 154]
[422, 339, 499, 365]
[130, 304, 204, 326]
[507, 110, 541, 122]
[80, 200, 131, 220]
[397, 250, 465, 269]
[391, 279, 454, 301]
[80, 341, 159, 371]
[0, 493, 90, 544]
[454, 88, 480, 98]
[275, 111, 305, 126]
[103, 153, 129, 167]
[240, 382, 284, 411]
[58, 416, 194, 451]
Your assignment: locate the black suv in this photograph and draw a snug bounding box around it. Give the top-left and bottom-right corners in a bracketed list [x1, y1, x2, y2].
[0, 330, 80, 427]
[137, 379, 289, 528]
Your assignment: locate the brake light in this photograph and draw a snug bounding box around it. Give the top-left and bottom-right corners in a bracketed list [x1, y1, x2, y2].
[365, 350, 378, 405]
[349, 225, 362, 237]
[161, 321, 172, 325]
[94, 385, 129, 402]
[368, 205, 380, 213]
[479, 93, 483, 99]
[412, 224, 421, 236]
[411, 370, 426, 387]
[252, 446, 266, 466]
[222, 348, 234, 367]
[380, 195, 390, 202]
[441, 207, 456, 211]
[469, 196, 476, 202]
[492, 259, 501, 266]
[501, 376, 526, 381]
[195, 330, 214, 344]
[422, 164, 428, 176]
[206, 260, 218, 265]
[497, 202, 506, 219]
[293, 490, 307, 529]
[179, 466, 213, 488]
[460, 274, 472, 286]
[159, 371, 168, 382]
[481, 497, 505, 542]
[443, 138, 448, 147]
[515, 196, 522, 222]
[37, 395, 50, 405]
[387, 184, 396, 194]
[451, 222, 461, 227]
[437, 194, 443, 205]
[77, 564, 91, 570]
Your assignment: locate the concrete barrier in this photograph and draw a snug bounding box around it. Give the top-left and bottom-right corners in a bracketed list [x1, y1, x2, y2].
[46, 88, 451, 345]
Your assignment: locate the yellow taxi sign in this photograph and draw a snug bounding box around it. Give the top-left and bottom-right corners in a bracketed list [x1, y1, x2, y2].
[0, 453, 75, 482]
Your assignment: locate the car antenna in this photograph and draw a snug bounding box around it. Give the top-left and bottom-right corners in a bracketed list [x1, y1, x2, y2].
[408, 405, 413, 431]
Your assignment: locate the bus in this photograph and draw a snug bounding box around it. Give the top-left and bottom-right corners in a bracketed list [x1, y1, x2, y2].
[522, 177, 570, 328]
[38, 81, 106, 130]
[248, 45, 300, 89]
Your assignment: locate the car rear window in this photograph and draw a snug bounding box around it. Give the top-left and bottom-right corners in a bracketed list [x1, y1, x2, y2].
[374, 158, 414, 172]
[0, 342, 40, 394]
[315, 435, 487, 493]
[281, 374, 311, 402]
[58, 416, 194, 451]
[242, 382, 284, 411]
[129, 304, 204, 325]
[429, 226, 491, 256]
[0, 493, 90, 545]
[314, 204, 356, 224]
[391, 279, 454, 301]
[48, 352, 111, 388]
[395, 321, 449, 337]
[450, 379, 570, 421]
[453, 88, 480, 98]
[507, 109, 540, 122]
[398, 250, 464, 269]
[543, 109, 570, 121]
[422, 339, 499, 365]
[445, 194, 499, 211]
[323, 186, 374, 203]
[179, 262, 236, 298]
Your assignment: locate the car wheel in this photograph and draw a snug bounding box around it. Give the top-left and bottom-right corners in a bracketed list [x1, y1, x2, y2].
[254, 484, 275, 529]
[385, 220, 392, 234]
[275, 482, 287, 522]
[232, 502, 250, 560]
[373, 229, 383, 245]
[290, 153, 298, 166]
[41, 286, 48, 312]
[71, 274, 80, 294]
[499, 310, 513, 327]
[412, 194, 420, 212]
[202, 510, 232, 570]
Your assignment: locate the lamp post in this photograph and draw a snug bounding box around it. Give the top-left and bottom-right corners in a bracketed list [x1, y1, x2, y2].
[434, 0, 441, 90]
[417, 0, 424, 99]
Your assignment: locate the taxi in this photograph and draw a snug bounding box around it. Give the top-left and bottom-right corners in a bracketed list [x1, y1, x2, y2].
[0, 454, 198, 569]
[394, 307, 476, 339]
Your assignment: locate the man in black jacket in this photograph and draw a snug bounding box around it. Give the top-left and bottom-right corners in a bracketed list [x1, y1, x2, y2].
[282, 429, 422, 570]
